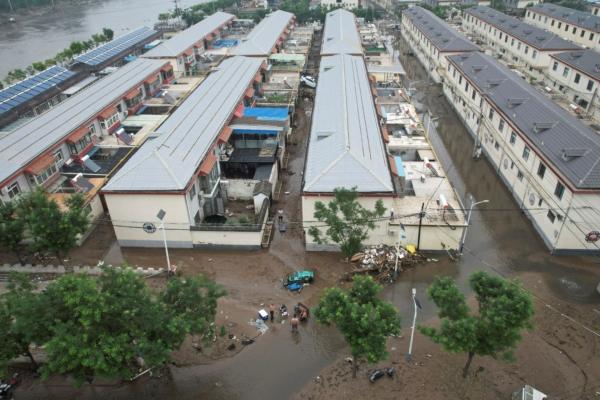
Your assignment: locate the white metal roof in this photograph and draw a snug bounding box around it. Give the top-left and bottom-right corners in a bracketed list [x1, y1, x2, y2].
[103, 56, 264, 192]
[320, 9, 363, 56]
[303, 54, 393, 193]
[143, 12, 235, 58]
[0, 58, 167, 185]
[231, 10, 294, 57]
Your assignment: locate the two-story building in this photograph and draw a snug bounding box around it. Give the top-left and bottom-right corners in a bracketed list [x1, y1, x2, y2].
[444, 51, 600, 254]
[401, 6, 479, 83]
[320, 0, 360, 9]
[321, 9, 363, 56]
[142, 11, 235, 75]
[231, 10, 295, 57]
[464, 6, 581, 80]
[525, 4, 600, 50]
[102, 56, 276, 249]
[0, 58, 171, 220]
[546, 49, 600, 117]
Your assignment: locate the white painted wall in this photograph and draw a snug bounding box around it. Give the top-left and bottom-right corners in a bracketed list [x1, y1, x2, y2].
[443, 60, 600, 253]
[525, 9, 600, 50]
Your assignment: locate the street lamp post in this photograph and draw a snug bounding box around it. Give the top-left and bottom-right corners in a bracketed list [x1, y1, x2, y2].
[157, 209, 171, 275]
[406, 288, 420, 362]
[458, 197, 490, 254]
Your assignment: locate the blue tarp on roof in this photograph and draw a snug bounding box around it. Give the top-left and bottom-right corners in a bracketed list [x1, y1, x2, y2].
[233, 129, 278, 136]
[243, 107, 288, 121]
[394, 156, 405, 177]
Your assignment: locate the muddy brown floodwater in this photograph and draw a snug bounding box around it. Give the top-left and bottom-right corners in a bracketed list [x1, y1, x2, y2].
[8, 27, 600, 400]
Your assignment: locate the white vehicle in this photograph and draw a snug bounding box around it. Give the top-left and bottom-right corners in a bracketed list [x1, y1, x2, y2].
[300, 75, 316, 89]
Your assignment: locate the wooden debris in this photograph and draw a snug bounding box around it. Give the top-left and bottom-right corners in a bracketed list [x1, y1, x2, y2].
[346, 244, 427, 284]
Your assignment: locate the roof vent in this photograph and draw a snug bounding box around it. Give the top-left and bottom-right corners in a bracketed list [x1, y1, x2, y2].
[570, 52, 583, 59]
[487, 79, 505, 87]
[442, 38, 450, 43]
[472, 65, 486, 72]
[523, 29, 532, 35]
[324, 66, 333, 72]
[499, 18, 506, 23]
[535, 35, 546, 41]
[562, 148, 587, 159]
[510, 23, 519, 28]
[595, 63, 600, 72]
[533, 121, 557, 132]
[562, 13, 570, 17]
[316, 131, 334, 141]
[459, 54, 470, 60]
[507, 98, 527, 107]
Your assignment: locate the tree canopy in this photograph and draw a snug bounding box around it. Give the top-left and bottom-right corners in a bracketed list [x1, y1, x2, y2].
[0, 269, 225, 385]
[308, 187, 387, 259]
[420, 271, 534, 377]
[0, 201, 26, 264]
[315, 276, 401, 377]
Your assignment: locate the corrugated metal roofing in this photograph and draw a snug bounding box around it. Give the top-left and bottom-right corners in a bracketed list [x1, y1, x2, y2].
[448, 51, 600, 189]
[73, 26, 158, 66]
[303, 54, 393, 193]
[103, 56, 264, 192]
[529, 3, 600, 33]
[402, 6, 480, 52]
[231, 10, 294, 57]
[320, 9, 363, 56]
[552, 49, 600, 80]
[467, 6, 581, 51]
[0, 58, 167, 184]
[143, 12, 235, 58]
[0, 66, 76, 115]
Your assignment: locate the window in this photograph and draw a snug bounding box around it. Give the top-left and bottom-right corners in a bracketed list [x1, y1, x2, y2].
[554, 181, 565, 200]
[53, 149, 63, 169]
[522, 146, 530, 161]
[524, 46, 529, 55]
[538, 198, 543, 207]
[200, 162, 220, 194]
[547, 210, 556, 223]
[590, 33, 595, 41]
[471, 89, 476, 100]
[32, 164, 58, 186]
[580, 29, 585, 38]
[465, 82, 469, 92]
[537, 162, 546, 179]
[510, 131, 516, 145]
[494, 141, 500, 150]
[587, 80, 594, 91]
[558, 22, 562, 29]
[188, 184, 196, 200]
[532, 50, 537, 59]
[551, 20, 555, 27]
[511, 38, 515, 46]
[488, 108, 494, 120]
[563, 67, 570, 77]
[498, 119, 505, 132]
[459, 75, 463, 85]
[575, 73, 581, 84]
[6, 182, 20, 199]
[552, 61, 558, 71]
[517, 42, 521, 50]
[572, 27, 577, 34]
[68, 133, 92, 155]
[499, 32, 503, 40]
[88, 124, 96, 135]
[517, 170, 524, 181]
[565, 24, 569, 32]
[100, 113, 119, 129]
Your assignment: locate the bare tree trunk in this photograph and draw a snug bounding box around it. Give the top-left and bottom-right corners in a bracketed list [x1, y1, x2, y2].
[462, 351, 475, 378]
[352, 360, 358, 378]
[25, 348, 38, 370]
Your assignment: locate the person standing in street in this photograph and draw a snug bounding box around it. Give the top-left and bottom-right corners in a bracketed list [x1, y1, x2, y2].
[291, 314, 299, 332]
[269, 303, 275, 322]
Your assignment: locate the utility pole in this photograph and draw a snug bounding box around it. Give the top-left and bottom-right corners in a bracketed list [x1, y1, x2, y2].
[458, 197, 489, 254]
[416, 202, 424, 250]
[7, 0, 14, 12]
[406, 288, 421, 362]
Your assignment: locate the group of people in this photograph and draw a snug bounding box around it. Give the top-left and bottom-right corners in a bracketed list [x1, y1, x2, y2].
[269, 303, 303, 332]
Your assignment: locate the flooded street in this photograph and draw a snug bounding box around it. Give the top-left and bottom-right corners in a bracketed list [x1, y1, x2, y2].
[0, 0, 204, 77]
[7, 20, 600, 400]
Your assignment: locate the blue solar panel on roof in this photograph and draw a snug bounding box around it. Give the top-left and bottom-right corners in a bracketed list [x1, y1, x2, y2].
[0, 66, 75, 116]
[73, 26, 156, 66]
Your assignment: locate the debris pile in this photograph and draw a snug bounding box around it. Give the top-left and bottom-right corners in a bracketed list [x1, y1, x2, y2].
[347, 244, 428, 283]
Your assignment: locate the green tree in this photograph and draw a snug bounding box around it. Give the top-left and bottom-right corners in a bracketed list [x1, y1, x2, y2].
[102, 27, 114, 41]
[32, 61, 47, 72]
[44, 58, 56, 68]
[420, 272, 534, 378]
[69, 41, 84, 55]
[0, 202, 26, 265]
[308, 187, 386, 259]
[19, 188, 90, 262]
[162, 274, 226, 338]
[91, 33, 107, 44]
[315, 276, 401, 378]
[158, 12, 171, 21]
[2, 273, 53, 373]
